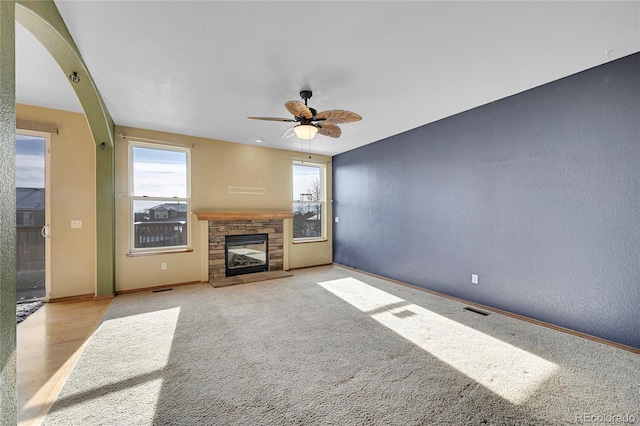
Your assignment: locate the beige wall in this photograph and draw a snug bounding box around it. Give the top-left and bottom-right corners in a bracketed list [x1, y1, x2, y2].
[16, 104, 97, 299]
[115, 126, 332, 292]
[13, 108, 333, 297]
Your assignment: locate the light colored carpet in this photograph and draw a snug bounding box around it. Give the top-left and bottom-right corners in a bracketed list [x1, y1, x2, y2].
[43, 265, 639, 425]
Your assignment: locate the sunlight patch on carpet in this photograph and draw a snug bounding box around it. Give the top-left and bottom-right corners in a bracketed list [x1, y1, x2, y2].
[46, 307, 181, 421]
[97, 307, 181, 374]
[318, 277, 558, 404]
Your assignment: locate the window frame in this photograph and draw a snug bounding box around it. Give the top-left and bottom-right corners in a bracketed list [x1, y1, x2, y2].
[292, 160, 327, 243]
[15, 129, 52, 298]
[128, 141, 191, 254]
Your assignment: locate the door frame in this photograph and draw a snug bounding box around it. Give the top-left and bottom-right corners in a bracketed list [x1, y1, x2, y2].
[15, 129, 51, 300]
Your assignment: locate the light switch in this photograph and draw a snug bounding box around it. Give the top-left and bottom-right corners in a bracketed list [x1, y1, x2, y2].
[71, 220, 83, 229]
[335, 217, 339, 223]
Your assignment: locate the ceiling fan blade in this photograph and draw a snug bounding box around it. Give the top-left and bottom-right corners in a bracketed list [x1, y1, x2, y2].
[285, 100, 313, 119]
[281, 126, 296, 139]
[317, 123, 342, 138]
[315, 109, 362, 124]
[247, 116, 296, 122]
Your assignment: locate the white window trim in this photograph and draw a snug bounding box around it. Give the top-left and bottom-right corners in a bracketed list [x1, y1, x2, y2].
[292, 160, 327, 243]
[128, 141, 191, 254]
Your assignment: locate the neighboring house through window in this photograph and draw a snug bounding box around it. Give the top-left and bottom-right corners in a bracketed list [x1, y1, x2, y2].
[129, 142, 190, 253]
[292, 161, 326, 241]
[22, 211, 34, 226]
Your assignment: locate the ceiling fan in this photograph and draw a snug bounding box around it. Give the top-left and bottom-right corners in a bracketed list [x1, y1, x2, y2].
[248, 90, 362, 139]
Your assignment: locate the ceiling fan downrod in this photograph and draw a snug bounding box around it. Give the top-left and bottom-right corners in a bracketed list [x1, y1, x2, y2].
[300, 90, 312, 106]
[299, 90, 317, 118]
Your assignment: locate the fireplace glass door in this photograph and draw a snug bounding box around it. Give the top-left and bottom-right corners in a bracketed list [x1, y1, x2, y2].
[225, 234, 268, 276]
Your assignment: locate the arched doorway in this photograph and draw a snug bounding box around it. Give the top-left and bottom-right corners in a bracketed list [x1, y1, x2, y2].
[15, 0, 116, 298]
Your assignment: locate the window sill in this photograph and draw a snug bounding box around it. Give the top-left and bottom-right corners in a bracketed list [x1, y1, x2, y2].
[292, 238, 327, 244]
[127, 248, 193, 257]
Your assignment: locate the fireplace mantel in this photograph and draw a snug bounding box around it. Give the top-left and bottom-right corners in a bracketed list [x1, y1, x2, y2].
[194, 211, 293, 221]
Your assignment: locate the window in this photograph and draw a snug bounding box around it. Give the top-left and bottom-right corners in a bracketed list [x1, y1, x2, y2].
[129, 142, 190, 253]
[153, 210, 168, 220]
[292, 161, 325, 241]
[22, 212, 34, 226]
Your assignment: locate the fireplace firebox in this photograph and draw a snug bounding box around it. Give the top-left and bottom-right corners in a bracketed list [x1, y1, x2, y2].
[225, 234, 269, 276]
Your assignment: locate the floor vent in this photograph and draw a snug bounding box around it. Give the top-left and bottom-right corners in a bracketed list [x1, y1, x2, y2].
[152, 288, 173, 293]
[464, 306, 490, 316]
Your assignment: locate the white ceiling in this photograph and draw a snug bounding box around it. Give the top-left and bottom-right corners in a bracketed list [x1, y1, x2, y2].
[16, 1, 640, 156]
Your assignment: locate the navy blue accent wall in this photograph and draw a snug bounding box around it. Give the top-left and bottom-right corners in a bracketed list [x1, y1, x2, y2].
[333, 53, 640, 349]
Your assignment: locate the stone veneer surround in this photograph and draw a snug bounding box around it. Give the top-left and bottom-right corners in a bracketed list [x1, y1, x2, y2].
[208, 219, 284, 280]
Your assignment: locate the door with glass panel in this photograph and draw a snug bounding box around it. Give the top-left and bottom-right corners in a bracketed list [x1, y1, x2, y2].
[15, 132, 48, 301]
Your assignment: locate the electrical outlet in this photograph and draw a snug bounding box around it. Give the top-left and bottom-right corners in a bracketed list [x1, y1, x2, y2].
[471, 274, 479, 285]
[71, 220, 83, 229]
[161, 262, 167, 270]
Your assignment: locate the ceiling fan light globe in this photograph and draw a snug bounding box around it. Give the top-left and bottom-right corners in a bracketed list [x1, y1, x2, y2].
[294, 124, 318, 140]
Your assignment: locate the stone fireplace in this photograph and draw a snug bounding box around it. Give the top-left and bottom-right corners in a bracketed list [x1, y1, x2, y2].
[195, 212, 292, 282]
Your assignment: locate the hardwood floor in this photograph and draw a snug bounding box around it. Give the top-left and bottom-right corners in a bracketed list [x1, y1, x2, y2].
[17, 299, 112, 426]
